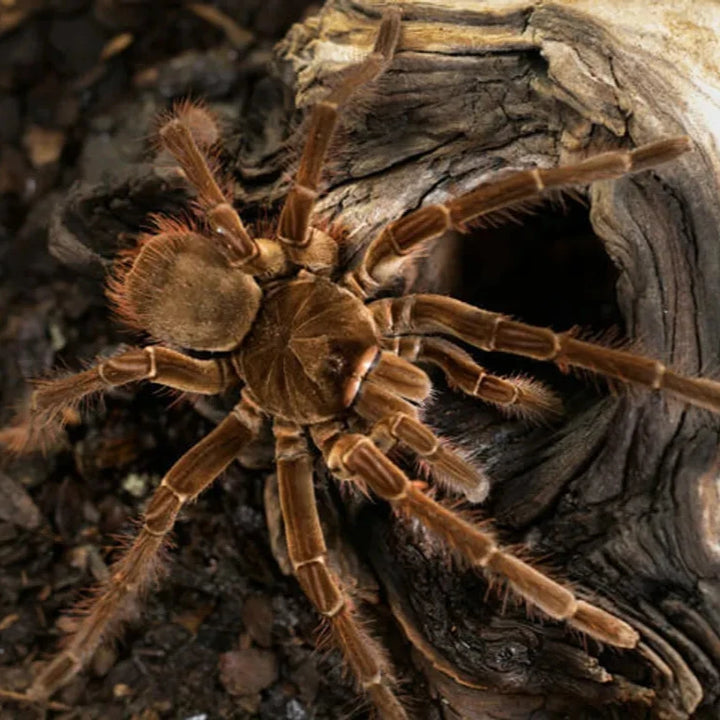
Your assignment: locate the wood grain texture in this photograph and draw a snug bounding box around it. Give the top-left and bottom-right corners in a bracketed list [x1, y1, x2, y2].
[273, 2, 720, 717]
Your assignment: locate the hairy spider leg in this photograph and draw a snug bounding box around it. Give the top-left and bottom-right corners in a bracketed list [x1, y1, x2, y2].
[158, 118, 253, 257]
[20, 396, 261, 703]
[382, 335, 563, 422]
[276, 10, 401, 255]
[0, 346, 236, 453]
[316, 428, 639, 649]
[371, 295, 720, 414]
[352, 353, 489, 501]
[158, 112, 284, 275]
[275, 421, 408, 720]
[348, 136, 691, 293]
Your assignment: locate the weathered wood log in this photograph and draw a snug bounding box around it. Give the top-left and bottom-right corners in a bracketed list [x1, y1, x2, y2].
[269, 1, 720, 717]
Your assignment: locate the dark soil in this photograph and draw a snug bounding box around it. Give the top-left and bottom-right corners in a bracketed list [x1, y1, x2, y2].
[0, 3, 383, 719]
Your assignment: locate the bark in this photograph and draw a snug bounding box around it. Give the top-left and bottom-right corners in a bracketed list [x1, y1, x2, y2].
[271, 1, 720, 718]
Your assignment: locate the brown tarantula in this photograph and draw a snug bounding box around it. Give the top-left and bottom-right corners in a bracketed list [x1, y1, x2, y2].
[1, 9, 716, 719]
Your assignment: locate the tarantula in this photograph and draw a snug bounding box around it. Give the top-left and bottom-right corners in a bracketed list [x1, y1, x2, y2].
[1, 9, 717, 719]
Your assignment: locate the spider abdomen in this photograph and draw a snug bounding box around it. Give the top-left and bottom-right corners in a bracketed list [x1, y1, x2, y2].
[237, 274, 378, 423]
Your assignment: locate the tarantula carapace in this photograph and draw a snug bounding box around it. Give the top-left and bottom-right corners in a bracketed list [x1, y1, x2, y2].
[1, 9, 716, 719]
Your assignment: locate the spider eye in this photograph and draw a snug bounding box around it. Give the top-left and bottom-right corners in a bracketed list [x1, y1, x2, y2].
[117, 231, 261, 351]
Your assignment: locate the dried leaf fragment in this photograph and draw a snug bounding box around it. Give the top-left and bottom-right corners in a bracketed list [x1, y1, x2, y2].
[22, 126, 65, 167]
[100, 32, 134, 61]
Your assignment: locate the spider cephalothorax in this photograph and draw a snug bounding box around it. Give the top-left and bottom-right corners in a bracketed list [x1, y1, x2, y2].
[238, 274, 380, 422]
[1, 10, 716, 720]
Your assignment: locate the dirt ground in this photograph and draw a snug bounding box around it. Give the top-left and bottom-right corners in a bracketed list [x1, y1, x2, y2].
[0, 2, 385, 719]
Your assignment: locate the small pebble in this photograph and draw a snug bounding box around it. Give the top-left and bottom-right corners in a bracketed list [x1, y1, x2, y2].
[121, 472, 150, 498]
[286, 698, 307, 720]
[218, 648, 278, 696]
[241, 594, 274, 648]
[113, 682, 133, 698]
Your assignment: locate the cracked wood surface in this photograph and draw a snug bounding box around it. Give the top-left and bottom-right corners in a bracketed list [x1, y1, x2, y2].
[271, 1, 720, 718]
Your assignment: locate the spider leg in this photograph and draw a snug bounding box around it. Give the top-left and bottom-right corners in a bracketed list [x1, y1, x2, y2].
[314, 427, 639, 649]
[382, 335, 562, 421]
[371, 294, 720, 414]
[276, 11, 400, 254]
[382, 335, 562, 422]
[14, 395, 261, 704]
[158, 109, 283, 274]
[352, 367, 489, 501]
[347, 137, 691, 294]
[274, 420, 407, 720]
[1, 346, 236, 453]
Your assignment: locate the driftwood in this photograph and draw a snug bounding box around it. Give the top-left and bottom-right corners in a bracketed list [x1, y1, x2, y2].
[269, 1, 720, 718]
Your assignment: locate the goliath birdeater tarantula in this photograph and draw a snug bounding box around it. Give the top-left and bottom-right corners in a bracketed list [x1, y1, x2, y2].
[1, 9, 714, 719]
